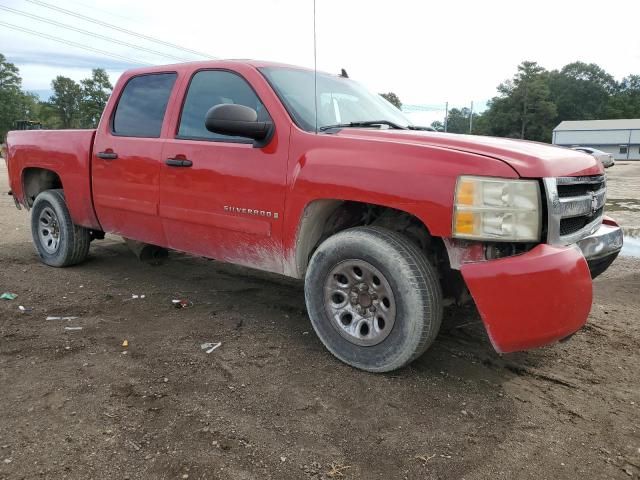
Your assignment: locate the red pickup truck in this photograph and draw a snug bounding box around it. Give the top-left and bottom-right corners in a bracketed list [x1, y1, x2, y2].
[5, 60, 623, 372]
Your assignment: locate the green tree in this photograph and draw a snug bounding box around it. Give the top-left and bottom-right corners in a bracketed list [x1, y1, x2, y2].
[0, 54, 26, 141]
[19, 92, 40, 119]
[482, 61, 556, 141]
[79, 68, 112, 128]
[442, 107, 483, 134]
[379, 92, 402, 109]
[50, 76, 82, 129]
[36, 100, 62, 129]
[430, 120, 444, 131]
[608, 75, 640, 118]
[445, 108, 469, 133]
[548, 62, 616, 121]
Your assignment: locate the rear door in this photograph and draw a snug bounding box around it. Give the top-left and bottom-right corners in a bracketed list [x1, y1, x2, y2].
[159, 68, 289, 273]
[92, 72, 177, 246]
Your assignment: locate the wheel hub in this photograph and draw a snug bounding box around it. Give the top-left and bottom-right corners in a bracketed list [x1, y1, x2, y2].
[324, 260, 396, 346]
[358, 292, 372, 308]
[38, 206, 61, 254]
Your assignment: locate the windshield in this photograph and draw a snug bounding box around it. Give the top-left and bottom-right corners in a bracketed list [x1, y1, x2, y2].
[259, 67, 412, 132]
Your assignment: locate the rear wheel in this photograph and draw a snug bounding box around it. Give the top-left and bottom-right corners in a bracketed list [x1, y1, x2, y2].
[304, 226, 443, 372]
[31, 189, 91, 267]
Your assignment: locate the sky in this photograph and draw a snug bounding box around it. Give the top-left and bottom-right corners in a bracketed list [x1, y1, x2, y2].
[1, 0, 640, 125]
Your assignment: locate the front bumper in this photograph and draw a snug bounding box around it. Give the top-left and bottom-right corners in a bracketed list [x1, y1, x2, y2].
[461, 244, 593, 353]
[576, 220, 623, 278]
[459, 219, 622, 353]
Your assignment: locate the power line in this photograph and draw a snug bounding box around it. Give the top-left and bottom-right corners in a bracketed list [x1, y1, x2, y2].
[0, 5, 190, 63]
[0, 20, 150, 66]
[65, 0, 139, 23]
[25, 0, 217, 60]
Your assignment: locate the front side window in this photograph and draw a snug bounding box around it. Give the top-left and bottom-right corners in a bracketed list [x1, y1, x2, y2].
[259, 67, 412, 132]
[112, 73, 177, 137]
[178, 70, 270, 142]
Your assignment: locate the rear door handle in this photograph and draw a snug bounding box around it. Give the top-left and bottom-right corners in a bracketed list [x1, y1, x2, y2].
[97, 151, 118, 160]
[166, 158, 193, 167]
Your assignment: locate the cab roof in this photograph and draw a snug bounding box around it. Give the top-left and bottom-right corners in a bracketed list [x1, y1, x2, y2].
[123, 59, 315, 77]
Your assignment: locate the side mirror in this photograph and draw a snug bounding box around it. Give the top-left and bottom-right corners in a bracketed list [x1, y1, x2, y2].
[205, 104, 273, 145]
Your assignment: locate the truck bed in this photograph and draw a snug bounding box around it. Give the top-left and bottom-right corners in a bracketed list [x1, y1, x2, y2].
[6, 129, 101, 230]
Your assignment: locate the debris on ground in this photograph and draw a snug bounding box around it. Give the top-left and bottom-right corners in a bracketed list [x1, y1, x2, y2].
[18, 305, 33, 313]
[126, 440, 141, 451]
[327, 463, 352, 478]
[172, 299, 193, 309]
[46, 316, 78, 321]
[1, 292, 17, 300]
[122, 339, 129, 348]
[415, 453, 436, 466]
[130, 294, 146, 299]
[64, 326, 83, 331]
[200, 342, 222, 354]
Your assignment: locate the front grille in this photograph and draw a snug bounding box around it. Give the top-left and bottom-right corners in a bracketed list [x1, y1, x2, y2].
[556, 179, 605, 198]
[544, 175, 606, 245]
[560, 207, 604, 235]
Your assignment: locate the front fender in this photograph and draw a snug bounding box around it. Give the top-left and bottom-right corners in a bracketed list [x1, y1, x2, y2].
[282, 129, 520, 277]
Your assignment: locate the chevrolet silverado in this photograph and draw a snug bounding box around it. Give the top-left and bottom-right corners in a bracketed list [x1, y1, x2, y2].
[5, 60, 624, 372]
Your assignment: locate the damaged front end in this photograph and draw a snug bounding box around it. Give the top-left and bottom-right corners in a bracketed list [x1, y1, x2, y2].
[443, 174, 623, 354]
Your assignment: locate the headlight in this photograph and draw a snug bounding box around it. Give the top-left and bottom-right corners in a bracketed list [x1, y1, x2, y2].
[452, 176, 541, 241]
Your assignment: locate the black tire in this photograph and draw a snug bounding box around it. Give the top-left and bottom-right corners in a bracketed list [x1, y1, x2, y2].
[30, 189, 91, 267]
[304, 226, 443, 372]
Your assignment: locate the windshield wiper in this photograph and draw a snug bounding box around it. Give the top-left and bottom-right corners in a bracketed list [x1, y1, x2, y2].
[407, 125, 436, 131]
[319, 120, 408, 131]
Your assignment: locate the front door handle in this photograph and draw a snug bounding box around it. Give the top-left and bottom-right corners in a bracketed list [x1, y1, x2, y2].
[166, 158, 193, 167]
[97, 151, 118, 160]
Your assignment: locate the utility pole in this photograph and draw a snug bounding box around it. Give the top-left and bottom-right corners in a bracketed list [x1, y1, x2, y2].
[444, 101, 448, 132]
[521, 86, 528, 139]
[469, 101, 473, 134]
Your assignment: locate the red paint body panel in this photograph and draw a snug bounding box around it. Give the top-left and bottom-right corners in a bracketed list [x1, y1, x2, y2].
[5, 129, 101, 230]
[92, 136, 167, 246]
[461, 244, 593, 353]
[157, 63, 291, 273]
[90, 67, 181, 247]
[339, 129, 603, 178]
[281, 127, 519, 253]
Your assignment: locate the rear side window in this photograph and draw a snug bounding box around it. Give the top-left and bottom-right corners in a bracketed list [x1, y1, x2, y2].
[112, 73, 177, 137]
[178, 70, 270, 142]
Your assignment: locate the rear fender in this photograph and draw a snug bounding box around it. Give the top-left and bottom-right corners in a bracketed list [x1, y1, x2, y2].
[7, 129, 101, 230]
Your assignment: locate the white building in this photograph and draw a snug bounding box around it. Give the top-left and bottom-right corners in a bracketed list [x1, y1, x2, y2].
[552, 119, 640, 161]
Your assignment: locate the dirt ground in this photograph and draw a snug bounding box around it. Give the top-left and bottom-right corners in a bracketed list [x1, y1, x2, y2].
[1, 160, 639, 480]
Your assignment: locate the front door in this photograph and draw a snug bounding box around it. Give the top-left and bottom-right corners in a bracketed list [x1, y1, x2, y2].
[159, 69, 289, 273]
[92, 72, 177, 246]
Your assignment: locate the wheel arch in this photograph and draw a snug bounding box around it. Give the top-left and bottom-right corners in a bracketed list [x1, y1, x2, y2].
[289, 198, 444, 279]
[22, 167, 63, 209]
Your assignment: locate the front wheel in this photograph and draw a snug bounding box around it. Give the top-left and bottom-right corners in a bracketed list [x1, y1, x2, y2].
[304, 226, 443, 372]
[30, 189, 91, 267]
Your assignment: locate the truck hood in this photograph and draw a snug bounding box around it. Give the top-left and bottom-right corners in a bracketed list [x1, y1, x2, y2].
[333, 129, 603, 178]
